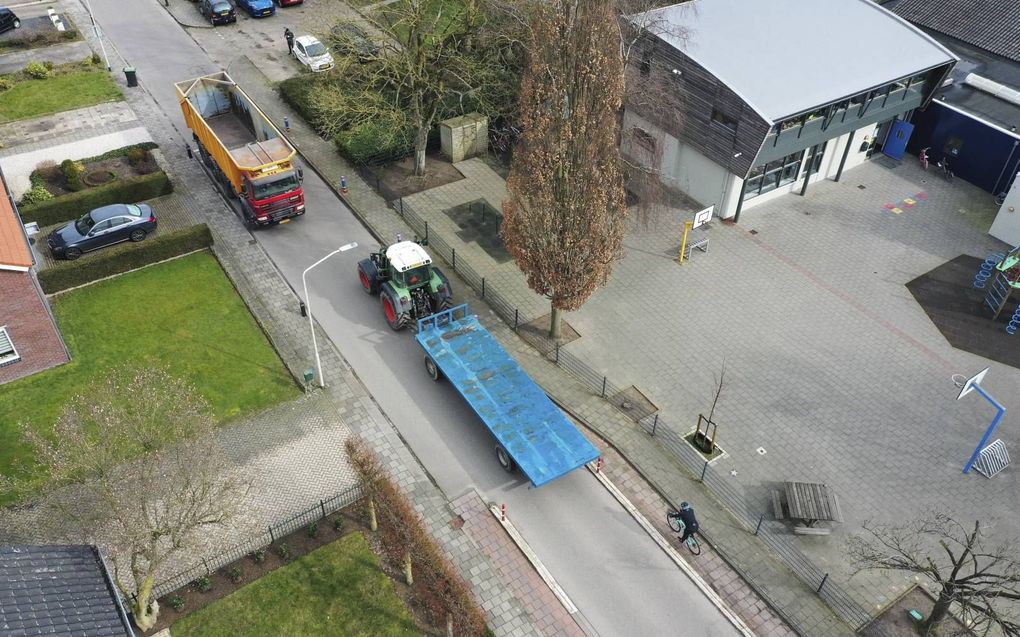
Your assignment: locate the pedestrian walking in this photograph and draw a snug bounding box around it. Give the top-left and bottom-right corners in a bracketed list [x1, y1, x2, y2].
[284, 28, 295, 55]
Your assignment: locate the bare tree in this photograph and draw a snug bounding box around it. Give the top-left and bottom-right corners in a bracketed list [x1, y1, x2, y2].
[848, 512, 1020, 636]
[8, 367, 250, 632]
[501, 0, 627, 340]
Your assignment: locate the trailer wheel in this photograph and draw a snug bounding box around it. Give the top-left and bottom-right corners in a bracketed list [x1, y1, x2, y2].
[382, 293, 408, 331]
[424, 355, 441, 381]
[495, 444, 515, 473]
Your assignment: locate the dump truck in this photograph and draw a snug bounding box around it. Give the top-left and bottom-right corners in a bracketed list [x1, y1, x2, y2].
[175, 72, 305, 227]
[357, 237, 453, 330]
[417, 305, 601, 487]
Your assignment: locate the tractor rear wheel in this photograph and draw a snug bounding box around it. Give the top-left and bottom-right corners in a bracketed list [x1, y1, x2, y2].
[382, 293, 408, 331]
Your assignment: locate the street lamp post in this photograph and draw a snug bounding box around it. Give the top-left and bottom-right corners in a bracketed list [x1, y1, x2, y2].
[302, 242, 357, 388]
[83, 0, 112, 72]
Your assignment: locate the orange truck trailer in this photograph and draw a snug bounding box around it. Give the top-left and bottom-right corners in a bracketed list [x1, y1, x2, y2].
[175, 72, 305, 227]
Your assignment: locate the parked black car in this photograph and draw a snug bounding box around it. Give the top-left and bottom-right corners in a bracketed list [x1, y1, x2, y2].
[0, 8, 21, 34]
[198, 0, 236, 26]
[48, 204, 158, 260]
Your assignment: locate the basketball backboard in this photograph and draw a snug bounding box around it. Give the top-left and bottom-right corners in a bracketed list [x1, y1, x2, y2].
[956, 366, 990, 400]
[693, 205, 714, 229]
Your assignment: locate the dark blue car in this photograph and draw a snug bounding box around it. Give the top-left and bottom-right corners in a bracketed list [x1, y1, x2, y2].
[47, 204, 157, 260]
[236, 0, 275, 17]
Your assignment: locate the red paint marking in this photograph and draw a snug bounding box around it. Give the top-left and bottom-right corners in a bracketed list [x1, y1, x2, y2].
[883, 203, 896, 210]
[915, 192, 928, 200]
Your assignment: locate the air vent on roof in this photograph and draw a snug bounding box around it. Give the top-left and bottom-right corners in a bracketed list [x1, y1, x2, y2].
[964, 74, 1020, 108]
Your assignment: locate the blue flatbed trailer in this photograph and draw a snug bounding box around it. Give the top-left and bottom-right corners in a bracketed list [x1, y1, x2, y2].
[416, 304, 600, 487]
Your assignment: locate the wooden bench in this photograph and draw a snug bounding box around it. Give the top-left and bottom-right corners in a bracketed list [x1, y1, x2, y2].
[771, 490, 786, 520]
[794, 526, 832, 536]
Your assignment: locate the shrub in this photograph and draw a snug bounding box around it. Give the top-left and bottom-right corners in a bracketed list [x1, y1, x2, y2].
[24, 61, 50, 79]
[306, 521, 318, 538]
[19, 184, 53, 206]
[193, 575, 212, 592]
[227, 566, 242, 583]
[333, 516, 344, 533]
[276, 543, 290, 560]
[20, 170, 172, 227]
[60, 159, 85, 192]
[168, 595, 185, 611]
[42, 60, 55, 71]
[335, 119, 412, 166]
[38, 224, 214, 294]
[278, 77, 320, 130]
[33, 159, 60, 183]
[0, 77, 12, 92]
[252, 549, 267, 564]
[127, 147, 148, 166]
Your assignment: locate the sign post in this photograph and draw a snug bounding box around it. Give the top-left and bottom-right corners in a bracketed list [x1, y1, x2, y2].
[954, 367, 1007, 474]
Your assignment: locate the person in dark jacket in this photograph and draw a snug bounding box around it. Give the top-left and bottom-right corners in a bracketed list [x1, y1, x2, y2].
[284, 28, 295, 54]
[677, 501, 699, 544]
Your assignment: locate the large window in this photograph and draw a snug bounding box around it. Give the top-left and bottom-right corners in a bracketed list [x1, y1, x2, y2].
[743, 150, 804, 200]
[0, 327, 20, 367]
[807, 142, 827, 175]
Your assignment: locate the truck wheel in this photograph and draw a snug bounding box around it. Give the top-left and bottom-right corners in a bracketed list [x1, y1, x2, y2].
[495, 444, 515, 473]
[382, 293, 408, 331]
[357, 260, 378, 295]
[424, 355, 441, 381]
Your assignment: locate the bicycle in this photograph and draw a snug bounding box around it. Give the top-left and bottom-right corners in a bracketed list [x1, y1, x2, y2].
[936, 156, 954, 182]
[666, 508, 702, 555]
[919, 147, 930, 171]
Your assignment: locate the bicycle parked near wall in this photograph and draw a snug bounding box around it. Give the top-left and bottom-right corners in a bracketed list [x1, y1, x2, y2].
[919, 147, 930, 171]
[667, 505, 702, 555]
[937, 156, 954, 182]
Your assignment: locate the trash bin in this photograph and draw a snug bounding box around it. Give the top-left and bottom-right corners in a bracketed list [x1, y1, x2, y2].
[124, 66, 137, 88]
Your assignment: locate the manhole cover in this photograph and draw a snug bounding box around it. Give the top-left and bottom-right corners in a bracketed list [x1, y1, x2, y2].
[608, 385, 657, 422]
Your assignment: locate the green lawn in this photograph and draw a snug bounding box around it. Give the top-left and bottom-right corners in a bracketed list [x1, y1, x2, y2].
[173, 533, 418, 637]
[0, 252, 298, 501]
[0, 70, 122, 122]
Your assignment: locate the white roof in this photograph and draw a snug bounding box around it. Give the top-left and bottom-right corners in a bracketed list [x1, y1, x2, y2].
[294, 35, 323, 47]
[385, 241, 432, 272]
[631, 0, 957, 121]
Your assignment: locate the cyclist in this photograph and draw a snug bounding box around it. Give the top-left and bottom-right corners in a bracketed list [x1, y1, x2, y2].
[676, 501, 699, 545]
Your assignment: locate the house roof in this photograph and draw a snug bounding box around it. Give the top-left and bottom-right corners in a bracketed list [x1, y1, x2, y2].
[0, 176, 32, 271]
[630, 0, 957, 122]
[891, 0, 1020, 63]
[0, 545, 135, 637]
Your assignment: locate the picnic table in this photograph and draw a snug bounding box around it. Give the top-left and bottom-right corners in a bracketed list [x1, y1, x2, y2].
[783, 481, 843, 528]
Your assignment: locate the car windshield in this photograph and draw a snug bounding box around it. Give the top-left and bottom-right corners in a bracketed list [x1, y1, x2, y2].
[305, 42, 327, 57]
[124, 204, 141, 217]
[74, 213, 97, 236]
[400, 265, 431, 288]
[212, 2, 231, 11]
[251, 173, 299, 200]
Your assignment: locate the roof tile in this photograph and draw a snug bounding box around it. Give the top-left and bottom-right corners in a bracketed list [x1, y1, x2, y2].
[893, 0, 1020, 62]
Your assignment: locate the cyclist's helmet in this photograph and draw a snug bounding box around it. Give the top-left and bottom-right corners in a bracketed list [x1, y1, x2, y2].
[679, 501, 691, 511]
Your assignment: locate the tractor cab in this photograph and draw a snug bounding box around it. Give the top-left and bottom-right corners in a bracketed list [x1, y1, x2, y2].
[385, 241, 434, 290]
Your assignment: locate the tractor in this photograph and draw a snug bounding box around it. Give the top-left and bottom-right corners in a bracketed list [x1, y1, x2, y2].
[357, 236, 454, 330]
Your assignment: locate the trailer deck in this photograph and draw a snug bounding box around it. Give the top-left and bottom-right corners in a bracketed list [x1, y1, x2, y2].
[416, 305, 600, 487]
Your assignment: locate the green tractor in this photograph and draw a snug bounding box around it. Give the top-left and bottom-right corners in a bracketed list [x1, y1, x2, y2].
[357, 236, 454, 330]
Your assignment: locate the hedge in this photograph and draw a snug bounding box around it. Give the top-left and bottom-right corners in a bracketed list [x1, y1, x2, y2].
[20, 171, 172, 227]
[39, 223, 214, 294]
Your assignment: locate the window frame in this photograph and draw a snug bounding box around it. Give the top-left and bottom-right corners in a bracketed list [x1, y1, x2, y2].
[0, 327, 20, 367]
[710, 108, 738, 134]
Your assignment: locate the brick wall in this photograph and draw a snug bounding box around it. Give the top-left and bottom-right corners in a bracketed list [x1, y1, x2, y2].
[0, 270, 69, 385]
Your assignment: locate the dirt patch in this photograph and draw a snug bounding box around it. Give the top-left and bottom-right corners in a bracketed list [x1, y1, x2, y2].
[517, 313, 580, 354]
[360, 151, 465, 201]
[860, 586, 973, 637]
[36, 154, 157, 198]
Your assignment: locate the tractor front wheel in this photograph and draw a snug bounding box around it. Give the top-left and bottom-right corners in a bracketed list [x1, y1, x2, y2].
[382, 293, 408, 331]
[357, 259, 379, 295]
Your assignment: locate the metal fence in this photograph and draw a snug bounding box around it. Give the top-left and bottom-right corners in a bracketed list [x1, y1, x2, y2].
[151, 483, 364, 600]
[392, 196, 875, 634]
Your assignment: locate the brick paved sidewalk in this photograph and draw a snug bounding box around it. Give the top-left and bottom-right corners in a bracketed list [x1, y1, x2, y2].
[223, 55, 820, 636]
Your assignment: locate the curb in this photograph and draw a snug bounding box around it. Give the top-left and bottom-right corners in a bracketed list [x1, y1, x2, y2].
[157, 0, 214, 29]
[584, 462, 757, 637]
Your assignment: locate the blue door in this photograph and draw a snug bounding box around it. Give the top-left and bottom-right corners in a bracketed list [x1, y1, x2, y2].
[883, 119, 914, 160]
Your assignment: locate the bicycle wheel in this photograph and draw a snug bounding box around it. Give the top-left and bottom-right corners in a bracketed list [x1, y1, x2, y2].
[667, 510, 683, 533]
[686, 535, 702, 555]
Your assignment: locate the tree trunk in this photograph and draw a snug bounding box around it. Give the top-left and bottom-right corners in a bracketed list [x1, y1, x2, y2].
[921, 589, 953, 635]
[403, 551, 413, 585]
[132, 575, 159, 632]
[368, 498, 377, 532]
[549, 304, 562, 340]
[414, 126, 428, 177]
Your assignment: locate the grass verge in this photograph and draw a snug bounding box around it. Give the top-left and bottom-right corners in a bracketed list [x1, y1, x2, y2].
[0, 69, 122, 122]
[172, 533, 417, 637]
[0, 251, 298, 503]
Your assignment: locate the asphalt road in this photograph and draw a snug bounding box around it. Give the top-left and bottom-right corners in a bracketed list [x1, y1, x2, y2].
[83, 1, 741, 634]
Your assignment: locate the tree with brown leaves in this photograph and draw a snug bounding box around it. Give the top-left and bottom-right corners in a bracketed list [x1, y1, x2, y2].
[8, 367, 250, 633]
[848, 512, 1020, 636]
[501, 0, 627, 339]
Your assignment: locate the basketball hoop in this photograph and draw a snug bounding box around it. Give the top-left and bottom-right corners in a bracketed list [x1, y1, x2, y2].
[952, 374, 968, 389]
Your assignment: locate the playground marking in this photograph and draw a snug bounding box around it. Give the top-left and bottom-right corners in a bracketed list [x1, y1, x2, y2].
[882, 191, 927, 215]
